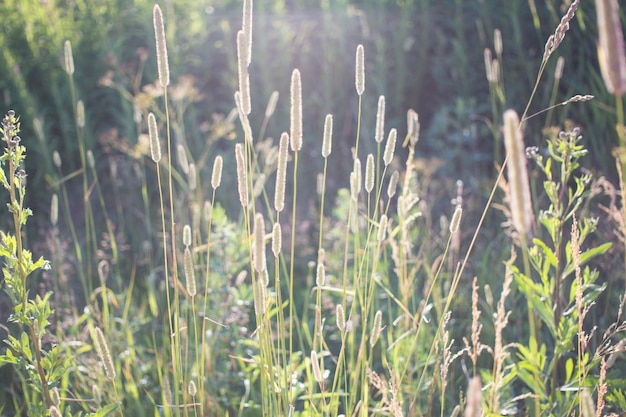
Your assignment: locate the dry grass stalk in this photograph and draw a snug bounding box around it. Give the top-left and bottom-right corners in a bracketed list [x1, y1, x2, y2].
[503, 109, 533, 239]
[596, 0, 626, 96]
[543, 0, 579, 61]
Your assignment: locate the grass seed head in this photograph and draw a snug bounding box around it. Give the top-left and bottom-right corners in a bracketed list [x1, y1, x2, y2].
[211, 155, 223, 189]
[375, 95, 385, 143]
[184, 247, 196, 297]
[596, 0, 626, 96]
[253, 213, 266, 273]
[355, 44, 365, 95]
[153, 4, 170, 87]
[237, 30, 251, 115]
[235, 143, 248, 207]
[322, 114, 333, 158]
[274, 132, 289, 212]
[365, 153, 375, 193]
[148, 113, 161, 163]
[63, 40, 74, 75]
[94, 327, 116, 381]
[290, 69, 303, 151]
[383, 128, 397, 166]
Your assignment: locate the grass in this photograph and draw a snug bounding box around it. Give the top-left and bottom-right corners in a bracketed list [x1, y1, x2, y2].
[1, 1, 626, 416]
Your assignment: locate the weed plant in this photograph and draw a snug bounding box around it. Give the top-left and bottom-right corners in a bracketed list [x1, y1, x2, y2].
[1, 1, 626, 417]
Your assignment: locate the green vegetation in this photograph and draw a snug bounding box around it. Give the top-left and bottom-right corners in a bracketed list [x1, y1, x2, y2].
[1, 0, 626, 416]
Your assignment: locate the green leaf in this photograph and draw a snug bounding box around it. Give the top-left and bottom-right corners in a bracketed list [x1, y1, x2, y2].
[92, 402, 121, 417]
[533, 238, 557, 268]
[563, 242, 611, 278]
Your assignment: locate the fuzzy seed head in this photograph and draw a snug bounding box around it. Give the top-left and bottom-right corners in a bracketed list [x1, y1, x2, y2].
[50, 406, 62, 417]
[375, 95, 385, 143]
[76, 100, 85, 128]
[242, 0, 253, 65]
[370, 310, 383, 347]
[336, 304, 345, 331]
[184, 247, 196, 297]
[237, 31, 251, 115]
[274, 132, 289, 212]
[265, 90, 279, 118]
[64, 40, 74, 75]
[272, 222, 281, 257]
[235, 143, 248, 207]
[503, 109, 533, 239]
[377, 214, 387, 241]
[51, 388, 61, 407]
[316, 263, 325, 287]
[53, 150, 62, 169]
[407, 109, 420, 145]
[383, 128, 397, 166]
[188, 380, 197, 397]
[92, 384, 101, 405]
[310, 350, 323, 383]
[94, 327, 116, 381]
[290, 69, 303, 151]
[494, 28, 502, 56]
[203, 200, 212, 222]
[183, 224, 192, 247]
[211, 155, 223, 189]
[177, 144, 189, 174]
[387, 171, 399, 199]
[322, 114, 333, 158]
[355, 44, 365, 95]
[148, 113, 161, 163]
[253, 279, 266, 316]
[253, 213, 266, 273]
[596, 0, 626, 96]
[365, 153, 375, 193]
[187, 163, 197, 191]
[50, 194, 58, 226]
[450, 206, 462, 234]
[555, 56, 565, 81]
[87, 150, 95, 170]
[484, 48, 494, 82]
[153, 5, 169, 87]
[464, 377, 482, 417]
